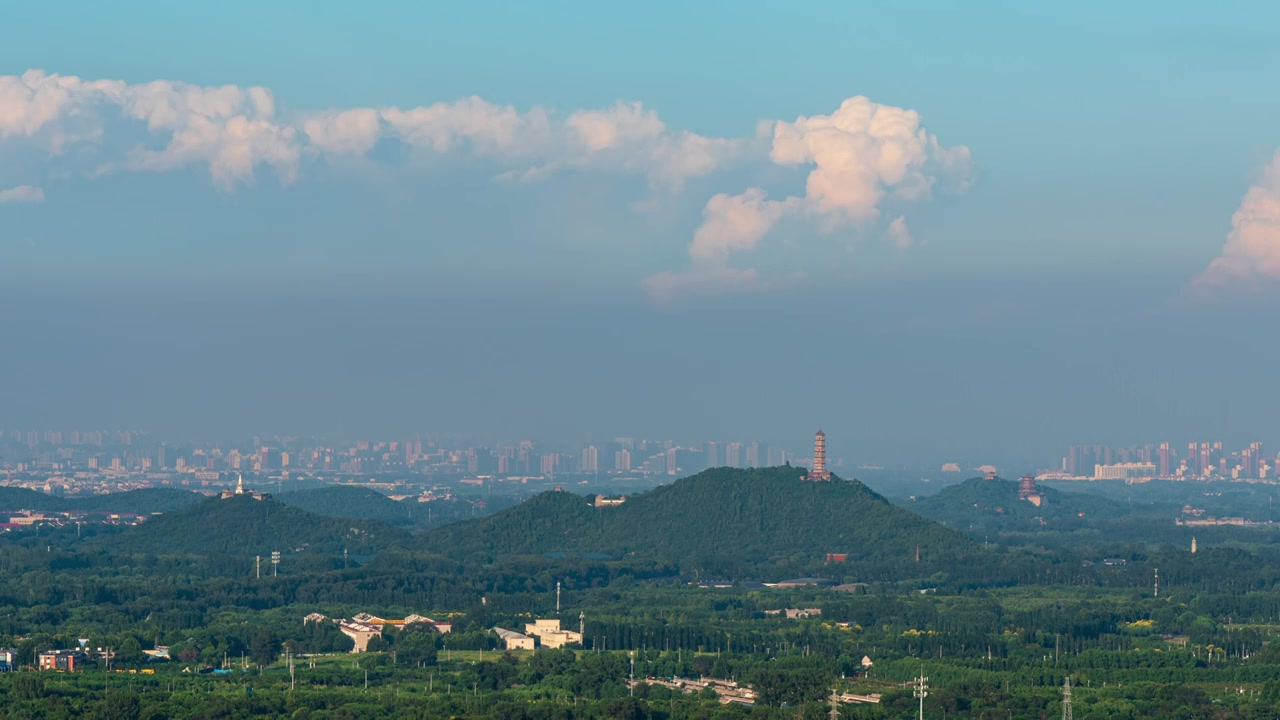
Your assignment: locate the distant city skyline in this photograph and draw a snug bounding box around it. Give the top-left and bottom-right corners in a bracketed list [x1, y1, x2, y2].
[10, 426, 1280, 480]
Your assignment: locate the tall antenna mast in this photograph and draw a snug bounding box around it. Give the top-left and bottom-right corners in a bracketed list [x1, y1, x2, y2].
[1061, 676, 1073, 720]
[256, 555, 261, 580]
[579, 610, 585, 639]
[914, 669, 929, 720]
[1154, 567, 1159, 597]
[556, 581, 561, 615]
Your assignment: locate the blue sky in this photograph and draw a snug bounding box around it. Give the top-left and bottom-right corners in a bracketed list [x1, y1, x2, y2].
[2, 1, 1279, 463]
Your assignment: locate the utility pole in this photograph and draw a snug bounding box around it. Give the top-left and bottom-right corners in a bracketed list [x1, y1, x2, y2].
[829, 689, 842, 719]
[914, 670, 929, 720]
[556, 582, 561, 615]
[1061, 676, 1073, 720]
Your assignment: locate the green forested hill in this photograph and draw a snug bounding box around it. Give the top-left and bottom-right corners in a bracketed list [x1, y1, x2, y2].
[277, 485, 413, 525]
[100, 495, 413, 556]
[65, 488, 204, 513]
[0, 487, 202, 513]
[418, 466, 977, 578]
[0, 487, 63, 511]
[904, 476, 1157, 535]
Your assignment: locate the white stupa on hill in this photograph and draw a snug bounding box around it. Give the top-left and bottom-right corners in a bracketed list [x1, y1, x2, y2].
[220, 474, 271, 501]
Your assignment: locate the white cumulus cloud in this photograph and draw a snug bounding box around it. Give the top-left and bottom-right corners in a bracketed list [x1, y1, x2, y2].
[374, 98, 738, 188]
[649, 96, 972, 302]
[0, 185, 44, 203]
[2, 70, 976, 303]
[301, 109, 383, 156]
[1192, 151, 1280, 291]
[887, 216, 913, 250]
[1, 71, 298, 188]
[0, 70, 742, 191]
[689, 189, 797, 262]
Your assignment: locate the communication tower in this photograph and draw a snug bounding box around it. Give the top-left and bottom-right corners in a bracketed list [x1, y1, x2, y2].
[1061, 676, 1073, 720]
[914, 670, 929, 720]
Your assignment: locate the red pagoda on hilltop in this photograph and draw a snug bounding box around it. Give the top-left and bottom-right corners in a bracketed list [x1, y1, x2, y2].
[808, 429, 832, 481]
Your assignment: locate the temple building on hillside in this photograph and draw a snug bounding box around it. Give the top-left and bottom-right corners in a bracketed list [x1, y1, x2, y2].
[220, 474, 271, 501]
[807, 429, 832, 481]
[1017, 473, 1043, 507]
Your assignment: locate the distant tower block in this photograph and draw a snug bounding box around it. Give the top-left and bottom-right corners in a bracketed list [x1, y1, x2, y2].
[808, 429, 831, 481]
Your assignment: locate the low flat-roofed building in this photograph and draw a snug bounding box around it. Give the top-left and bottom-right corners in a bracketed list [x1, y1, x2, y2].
[493, 627, 535, 651]
[833, 583, 868, 593]
[337, 621, 382, 653]
[772, 577, 835, 588]
[524, 618, 583, 648]
[784, 608, 822, 619]
[8, 513, 48, 526]
[38, 650, 86, 672]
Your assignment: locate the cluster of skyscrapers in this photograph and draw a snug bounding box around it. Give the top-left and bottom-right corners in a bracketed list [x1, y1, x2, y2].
[430, 438, 794, 478]
[1064, 441, 1270, 480]
[0, 430, 802, 481]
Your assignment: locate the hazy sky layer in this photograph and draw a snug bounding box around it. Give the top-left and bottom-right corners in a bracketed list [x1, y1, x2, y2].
[2, 1, 1280, 465]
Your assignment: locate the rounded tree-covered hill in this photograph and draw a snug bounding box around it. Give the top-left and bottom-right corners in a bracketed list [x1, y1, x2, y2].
[0, 486, 202, 514]
[418, 466, 977, 577]
[905, 476, 1137, 534]
[101, 494, 412, 556]
[277, 485, 413, 525]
